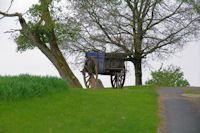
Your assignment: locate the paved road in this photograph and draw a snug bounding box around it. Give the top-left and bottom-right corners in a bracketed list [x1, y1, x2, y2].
[156, 87, 200, 133]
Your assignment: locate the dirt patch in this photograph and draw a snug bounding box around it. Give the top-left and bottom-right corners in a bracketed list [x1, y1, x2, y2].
[180, 87, 200, 92]
[182, 94, 200, 98]
[155, 88, 166, 133]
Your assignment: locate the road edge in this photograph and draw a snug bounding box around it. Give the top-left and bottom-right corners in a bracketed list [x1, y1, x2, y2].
[155, 88, 166, 133]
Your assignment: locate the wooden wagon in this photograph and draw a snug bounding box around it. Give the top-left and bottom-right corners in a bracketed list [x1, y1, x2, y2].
[82, 52, 128, 89]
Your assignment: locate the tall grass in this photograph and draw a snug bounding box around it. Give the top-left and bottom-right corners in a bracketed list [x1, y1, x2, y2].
[0, 74, 68, 101]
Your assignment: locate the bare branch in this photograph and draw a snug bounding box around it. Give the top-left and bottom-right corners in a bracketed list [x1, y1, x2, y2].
[142, 16, 200, 57]
[4, 29, 20, 33]
[0, 11, 22, 18]
[0, 0, 14, 19]
[6, 0, 14, 12]
[144, 2, 184, 32]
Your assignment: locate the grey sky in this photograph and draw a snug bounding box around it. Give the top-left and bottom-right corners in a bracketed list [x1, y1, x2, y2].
[0, 0, 199, 87]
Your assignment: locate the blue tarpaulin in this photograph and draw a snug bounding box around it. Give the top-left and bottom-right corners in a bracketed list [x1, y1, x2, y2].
[86, 52, 105, 73]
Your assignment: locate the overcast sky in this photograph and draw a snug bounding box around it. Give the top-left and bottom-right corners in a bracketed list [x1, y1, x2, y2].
[0, 0, 199, 87]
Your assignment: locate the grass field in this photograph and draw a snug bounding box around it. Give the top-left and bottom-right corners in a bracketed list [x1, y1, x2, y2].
[0, 75, 160, 133]
[0, 87, 160, 133]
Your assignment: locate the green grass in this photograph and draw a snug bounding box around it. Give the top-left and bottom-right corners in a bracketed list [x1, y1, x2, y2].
[183, 90, 200, 94]
[0, 74, 68, 101]
[0, 86, 160, 133]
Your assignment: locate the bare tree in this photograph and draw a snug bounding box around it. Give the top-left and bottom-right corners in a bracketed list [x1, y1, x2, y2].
[69, 0, 200, 85]
[0, 0, 82, 88]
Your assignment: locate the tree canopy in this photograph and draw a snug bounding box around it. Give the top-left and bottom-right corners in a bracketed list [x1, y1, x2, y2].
[69, 0, 200, 85]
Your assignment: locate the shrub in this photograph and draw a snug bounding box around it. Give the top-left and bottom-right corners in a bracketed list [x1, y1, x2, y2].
[0, 74, 68, 101]
[145, 65, 190, 87]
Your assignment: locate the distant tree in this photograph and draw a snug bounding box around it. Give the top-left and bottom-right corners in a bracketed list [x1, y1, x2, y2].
[0, 0, 82, 88]
[146, 65, 190, 87]
[70, 0, 200, 85]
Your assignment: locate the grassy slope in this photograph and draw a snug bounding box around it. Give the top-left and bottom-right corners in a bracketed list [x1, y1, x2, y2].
[0, 86, 160, 133]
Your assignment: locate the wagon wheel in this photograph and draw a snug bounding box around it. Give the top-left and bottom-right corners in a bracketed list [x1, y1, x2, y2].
[111, 68, 126, 89]
[82, 57, 98, 88]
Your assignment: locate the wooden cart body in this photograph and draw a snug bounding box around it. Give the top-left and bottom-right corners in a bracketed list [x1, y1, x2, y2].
[83, 52, 127, 88]
[85, 52, 126, 74]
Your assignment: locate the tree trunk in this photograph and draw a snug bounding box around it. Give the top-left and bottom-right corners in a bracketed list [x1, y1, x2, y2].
[132, 58, 142, 85]
[36, 41, 82, 88]
[51, 58, 83, 88]
[30, 31, 82, 88]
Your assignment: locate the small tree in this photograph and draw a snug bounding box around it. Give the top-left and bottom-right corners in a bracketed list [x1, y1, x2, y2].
[146, 65, 190, 87]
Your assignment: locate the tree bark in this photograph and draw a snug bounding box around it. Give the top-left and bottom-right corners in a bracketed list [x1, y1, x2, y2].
[45, 53, 83, 88]
[132, 58, 142, 85]
[31, 31, 82, 88]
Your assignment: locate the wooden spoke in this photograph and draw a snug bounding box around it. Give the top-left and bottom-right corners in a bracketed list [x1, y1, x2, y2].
[110, 68, 126, 89]
[82, 57, 98, 89]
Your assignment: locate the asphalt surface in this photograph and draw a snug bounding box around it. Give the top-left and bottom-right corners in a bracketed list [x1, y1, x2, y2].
[156, 87, 200, 133]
